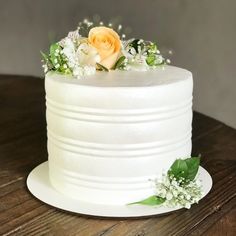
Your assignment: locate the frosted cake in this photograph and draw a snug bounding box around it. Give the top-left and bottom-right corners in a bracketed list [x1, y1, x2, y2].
[41, 19, 202, 209]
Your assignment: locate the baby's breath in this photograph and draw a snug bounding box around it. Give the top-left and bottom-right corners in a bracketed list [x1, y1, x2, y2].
[155, 173, 203, 209]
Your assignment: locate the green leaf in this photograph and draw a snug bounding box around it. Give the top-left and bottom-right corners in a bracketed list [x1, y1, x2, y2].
[50, 43, 60, 56]
[146, 54, 156, 66]
[168, 157, 200, 182]
[96, 63, 109, 71]
[112, 56, 126, 70]
[129, 39, 140, 53]
[50, 43, 61, 67]
[185, 157, 200, 181]
[168, 159, 188, 180]
[128, 195, 165, 206]
[129, 39, 146, 53]
[148, 43, 158, 52]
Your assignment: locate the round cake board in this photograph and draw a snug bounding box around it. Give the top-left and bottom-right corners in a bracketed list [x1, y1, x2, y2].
[27, 161, 212, 218]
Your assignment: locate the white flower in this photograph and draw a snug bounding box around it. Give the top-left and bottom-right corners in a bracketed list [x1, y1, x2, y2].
[153, 170, 203, 209]
[83, 65, 96, 75]
[159, 188, 167, 196]
[166, 192, 173, 200]
[185, 203, 191, 209]
[121, 40, 149, 72]
[186, 194, 191, 200]
[42, 64, 48, 73]
[68, 29, 81, 43]
[172, 180, 178, 187]
[196, 179, 201, 187]
[155, 55, 164, 64]
[128, 55, 149, 71]
[72, 65, 96, 79]
[61, 38, 76, 67]
[173, 190, 178, 197]
[76, 42, 100, 66]
[60, 38, 98, 78]
[59, 29, 81, 47]
[72, 66, 82, 77]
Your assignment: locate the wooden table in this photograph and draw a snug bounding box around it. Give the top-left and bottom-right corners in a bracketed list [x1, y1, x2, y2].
[0, 75, 235, 236]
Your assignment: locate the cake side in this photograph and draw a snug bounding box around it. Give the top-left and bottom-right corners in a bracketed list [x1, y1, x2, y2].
[46, 66, 193, 205]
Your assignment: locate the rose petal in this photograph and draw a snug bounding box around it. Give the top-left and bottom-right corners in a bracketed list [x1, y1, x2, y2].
[100, 51, 120, 69]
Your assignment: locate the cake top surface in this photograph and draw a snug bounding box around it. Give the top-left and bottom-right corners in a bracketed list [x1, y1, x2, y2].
[47, 65, 192, 88]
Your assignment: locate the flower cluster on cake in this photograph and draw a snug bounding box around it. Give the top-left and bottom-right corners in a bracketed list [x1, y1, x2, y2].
[41, 19, 170, 78]
[130, 157, 203, 209]
[42, 19, 204, 211]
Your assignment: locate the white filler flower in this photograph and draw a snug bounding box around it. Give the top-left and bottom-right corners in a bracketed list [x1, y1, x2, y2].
[61, 38, 100, 78]
[76, 42, 100, 66]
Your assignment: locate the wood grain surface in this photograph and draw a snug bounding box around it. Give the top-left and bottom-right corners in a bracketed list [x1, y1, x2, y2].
[0, 75, 235, 236]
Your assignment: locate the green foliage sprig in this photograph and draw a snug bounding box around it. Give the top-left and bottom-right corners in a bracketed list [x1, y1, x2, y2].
[41, 43, 72, 75]
[126, 39, 167, 67]
[129, 157, 202, 209]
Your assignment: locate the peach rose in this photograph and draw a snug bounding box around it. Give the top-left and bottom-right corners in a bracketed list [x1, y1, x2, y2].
[88, 26, 121, 69]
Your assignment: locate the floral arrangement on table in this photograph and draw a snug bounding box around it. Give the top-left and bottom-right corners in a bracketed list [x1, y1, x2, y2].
[41, 19, 170, 78]
[129, 157, 203, 209]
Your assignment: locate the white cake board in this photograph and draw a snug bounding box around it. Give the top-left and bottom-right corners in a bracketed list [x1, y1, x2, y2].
[27, 161, 212, 218]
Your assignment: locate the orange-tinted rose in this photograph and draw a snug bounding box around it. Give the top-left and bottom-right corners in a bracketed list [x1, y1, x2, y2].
[88, 26, 121, 69]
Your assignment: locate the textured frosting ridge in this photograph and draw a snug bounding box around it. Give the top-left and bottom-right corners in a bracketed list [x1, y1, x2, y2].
[46, 65, 193, 205]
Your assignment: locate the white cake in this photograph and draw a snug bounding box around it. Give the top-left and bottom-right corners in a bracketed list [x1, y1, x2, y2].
[45, 65, 193, 205]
